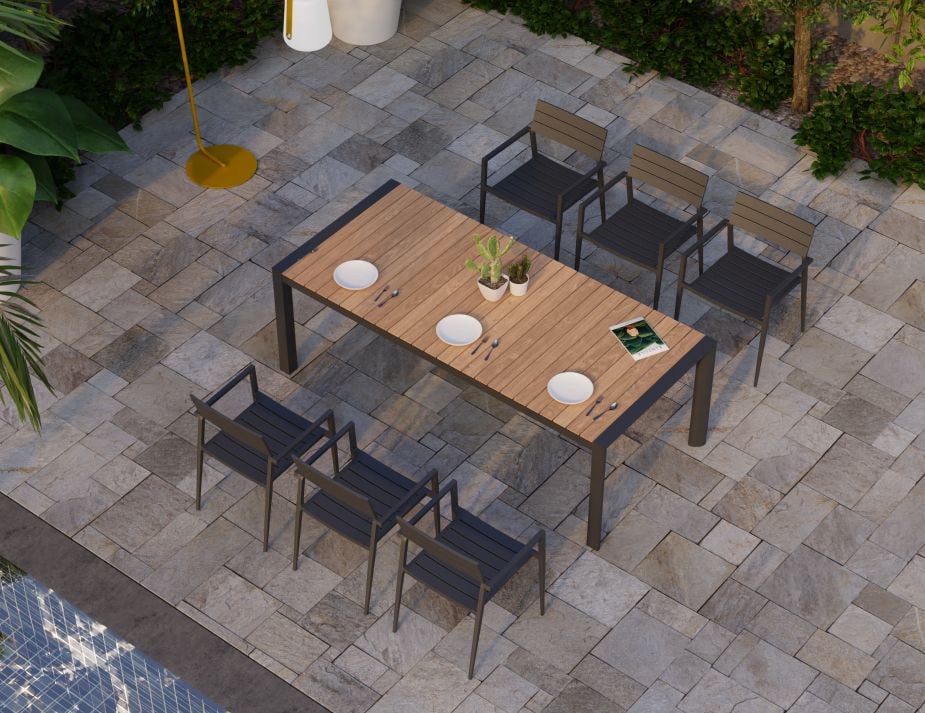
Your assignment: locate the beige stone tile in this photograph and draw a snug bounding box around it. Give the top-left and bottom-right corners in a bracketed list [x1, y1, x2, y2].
[797, 630, 876, 689]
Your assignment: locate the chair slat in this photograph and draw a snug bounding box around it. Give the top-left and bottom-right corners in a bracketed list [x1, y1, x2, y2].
[730, 193, 814, 256]
[629, 146, 708, 207]
[532, 100, 606, 160]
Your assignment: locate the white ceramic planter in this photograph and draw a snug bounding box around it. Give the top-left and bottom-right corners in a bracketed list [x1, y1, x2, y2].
[477, 278, 508, 302]
[0, 233, 22, 300]
[508, 275, 529, 297]
[284, 0, 333, 52]
[328, 0, 401, 46]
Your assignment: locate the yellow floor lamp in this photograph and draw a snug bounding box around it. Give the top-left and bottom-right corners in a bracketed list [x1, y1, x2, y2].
[171, 0, 331, 188]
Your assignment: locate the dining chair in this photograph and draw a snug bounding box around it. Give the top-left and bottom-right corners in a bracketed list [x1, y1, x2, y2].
[291, 420, 439, 614]
[574, 144, 710, 310]
[190, 364, 335, 551]
[479, 99, 608, 262]
[674, 192, 815, 386]
[392, 479, 546, 679]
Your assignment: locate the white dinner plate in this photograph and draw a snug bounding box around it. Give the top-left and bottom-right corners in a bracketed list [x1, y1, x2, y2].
[547, 372, 594, 405]
[333, 260, 378, 290]
[435, 314, 483, 347]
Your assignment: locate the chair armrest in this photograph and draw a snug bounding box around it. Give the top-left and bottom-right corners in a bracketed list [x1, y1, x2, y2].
[679, 218, 728, 258]
[766, 257, 812, 304]
[377, 469, 439, 527]
[205, 364, 257, 405]
[558, 161, 605, 208]
[407, 479, 458, 526]
[664, 207, 710, 250]
[481, 126, 530, 170]
[275, 409, 337, 463]
[487, 529, 545, 591]
[578, 170, 627, 214]
[293, 420, 356, 469]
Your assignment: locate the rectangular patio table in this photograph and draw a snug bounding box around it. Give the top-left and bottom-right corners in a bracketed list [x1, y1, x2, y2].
[273, 181, 716, 550]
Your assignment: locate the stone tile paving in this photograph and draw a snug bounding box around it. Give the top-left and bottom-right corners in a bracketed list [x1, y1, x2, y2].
[4, 0, 925, 710]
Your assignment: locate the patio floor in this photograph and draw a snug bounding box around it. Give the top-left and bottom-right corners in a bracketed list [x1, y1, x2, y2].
[5, 0, 925, 711]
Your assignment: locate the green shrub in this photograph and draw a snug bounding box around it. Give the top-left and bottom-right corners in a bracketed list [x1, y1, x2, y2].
[735, 31, 794, 110]
[794, 83, 925, 187]
[43, 0, 280, 129]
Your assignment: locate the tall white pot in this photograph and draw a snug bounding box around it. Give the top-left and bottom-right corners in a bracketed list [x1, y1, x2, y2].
[328, 0, 401, 46]
[0, 234, 22, 300]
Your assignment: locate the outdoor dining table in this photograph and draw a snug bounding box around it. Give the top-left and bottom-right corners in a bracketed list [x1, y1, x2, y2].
[272, 181, 716, 550]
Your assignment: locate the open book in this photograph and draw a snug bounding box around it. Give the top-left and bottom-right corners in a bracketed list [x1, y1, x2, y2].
[610, 316, 669, 361]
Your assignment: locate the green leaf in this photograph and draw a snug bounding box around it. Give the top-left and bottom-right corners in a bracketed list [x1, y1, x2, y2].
[0, 155, 36, 239]
[0, 46, 42, 104]
[0, 88, 79, 159]
[17, 153, 56, 203]
[59, 95, 129, 153]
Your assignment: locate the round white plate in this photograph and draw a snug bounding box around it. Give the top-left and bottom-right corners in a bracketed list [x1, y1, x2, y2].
[547, 372, 594, 405]
[333, 260, 378, 290]
[436, 314, 483, 347]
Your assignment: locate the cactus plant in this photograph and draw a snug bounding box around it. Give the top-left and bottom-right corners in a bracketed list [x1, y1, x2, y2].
[465, 234, 514, 289]
[506, 255, 531, 284]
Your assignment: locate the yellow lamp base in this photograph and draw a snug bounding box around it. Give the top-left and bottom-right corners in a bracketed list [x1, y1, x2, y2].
[185, 144, 257, 188]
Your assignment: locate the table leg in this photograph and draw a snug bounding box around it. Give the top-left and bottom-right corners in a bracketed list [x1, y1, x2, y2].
[273, 272, 298, 374]
[689, 341, 715, 447]
[586, 443, 606, 550]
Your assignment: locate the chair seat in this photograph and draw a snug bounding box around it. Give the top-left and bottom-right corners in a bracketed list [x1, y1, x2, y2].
[685, 247, 794, 321]
[584, 200, 694, 268]
[304, 453, 419, 546]
[406, 509, 525, 611]
[488, 155, 596, 220]
[204, 393, 326, 484]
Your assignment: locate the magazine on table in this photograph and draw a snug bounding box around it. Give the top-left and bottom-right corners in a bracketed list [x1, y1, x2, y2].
[610, 316, 669, 361]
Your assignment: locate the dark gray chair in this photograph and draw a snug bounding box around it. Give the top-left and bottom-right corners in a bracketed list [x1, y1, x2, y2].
[575, 145, 710, 309]
[291, 420, 439, 614]
[393, 480, 546, 679]
[190, 364, 335, 551]
[479, 100, 608, 262]
[674, 192, 815, 386]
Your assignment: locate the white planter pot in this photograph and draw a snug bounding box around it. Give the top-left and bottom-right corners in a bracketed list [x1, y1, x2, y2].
[508, 275, 529, 297]
[477, 277, 508, 302]
[0, 234, 22, 300]
[328, 0, 401, 46]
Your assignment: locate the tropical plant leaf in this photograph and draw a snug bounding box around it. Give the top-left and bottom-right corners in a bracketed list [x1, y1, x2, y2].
[59, 95, 129, 153]
[0, 87, 79, 159]
[0, 155, 35, 238]
[0, 45, 42, 104]
[0, 257, 50, 431]
[16, 152, 56, 203]
[0, 0, 63, 47]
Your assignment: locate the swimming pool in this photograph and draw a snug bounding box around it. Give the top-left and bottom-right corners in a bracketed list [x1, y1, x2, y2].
[0, 557, 228, 713]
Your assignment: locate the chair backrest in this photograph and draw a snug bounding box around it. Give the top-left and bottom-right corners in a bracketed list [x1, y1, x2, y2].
[190, 395, 270, 456]
[292, 457, 376, 521]
[730, 192, 815, 258]
[396, 515, 485, 584]
[628, 145, 709, 208]
[531, 100, 607, 161]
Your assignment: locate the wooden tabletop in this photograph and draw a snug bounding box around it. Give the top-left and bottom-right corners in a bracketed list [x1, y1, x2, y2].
[283, 184, 709, 446]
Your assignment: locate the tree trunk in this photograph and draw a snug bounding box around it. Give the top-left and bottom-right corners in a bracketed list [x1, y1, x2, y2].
[792, 3, 812, 112]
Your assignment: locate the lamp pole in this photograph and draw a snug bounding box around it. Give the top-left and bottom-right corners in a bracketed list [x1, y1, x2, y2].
[171, 0, 257, 188]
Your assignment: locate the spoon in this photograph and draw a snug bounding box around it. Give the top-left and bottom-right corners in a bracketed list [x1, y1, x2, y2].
[373, 285, 390, 302]
[377, 289, 399, 307]
[592, 402, 618, 421]
[483, 338, 500, 361]
[470, 335, 489, 356]
[585, 396, 603, 417]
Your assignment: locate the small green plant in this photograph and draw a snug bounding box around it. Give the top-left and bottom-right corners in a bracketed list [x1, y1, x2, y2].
[466, 234, 514, 289]
[506, 255, 531, 284]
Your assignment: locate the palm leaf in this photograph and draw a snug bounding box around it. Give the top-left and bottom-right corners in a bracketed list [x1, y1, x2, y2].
[0, 256, 51, 431]
[0, 0, 64, 48]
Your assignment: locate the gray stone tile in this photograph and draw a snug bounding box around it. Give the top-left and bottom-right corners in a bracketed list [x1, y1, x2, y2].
[593, 609, 689, 687]
[783, 329, 873, 388]
[92, 326, 172, 382]
[700, 580, 767, 635]
[805, 506, 876, 564]
[549, 552, 649, 627]
[92, 474, 191, 551]
[866, 641, 925, 707]
[712, 477, 782, 532]
[753, 484, 837, 553]
[636, 485, 719, 542]
[679, 669, 781, 713]
[633, 533, 734, 610]
[505, 597, 608, 672]
[801, 435, 893, 508]
[627, 441, 723, 503]
[860, 340, 925, 398]
[572, 654, 646, 709]
[293, 659, 379, 713]
[746, 602, 816, 656]
[732, 640, 817, 709]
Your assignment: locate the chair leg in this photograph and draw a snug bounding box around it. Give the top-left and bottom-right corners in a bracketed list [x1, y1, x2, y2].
[537, 533, 546, 616]
[698, 243, 704, 276]
[574, 231, 583, 271]
[673, 284, 684, 320]
[468, 595, 486, 680]
[754, 317, 770, 388]
[195, 418, 204, 511]
[392, 539, 408, 632]
[800, 268, 808, 332]
[263, 480, 272, 552]
[363, 539, 377, 615]
[653, 261, 664, 311]
[553, 212, 563, 262]
[597, 169, 606, 221]
[479, 185, 486, 224]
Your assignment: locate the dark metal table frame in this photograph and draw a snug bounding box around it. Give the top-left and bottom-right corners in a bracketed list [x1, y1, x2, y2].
[273, 181, 716, 550]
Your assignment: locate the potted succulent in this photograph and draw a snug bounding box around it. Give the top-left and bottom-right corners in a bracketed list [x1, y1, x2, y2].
[506, 255, 531, 297]
[465, 234, 514, 302]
